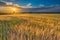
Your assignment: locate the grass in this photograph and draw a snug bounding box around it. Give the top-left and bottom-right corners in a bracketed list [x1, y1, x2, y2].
[0, 14, 60, 40]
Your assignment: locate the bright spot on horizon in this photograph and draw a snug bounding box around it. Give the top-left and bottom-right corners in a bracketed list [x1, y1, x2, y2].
[11, 7, 20, 14]
[12, 8, 16, 12]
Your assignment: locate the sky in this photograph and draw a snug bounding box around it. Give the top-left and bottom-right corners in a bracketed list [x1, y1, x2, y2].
[0, 0, 60, 12]
[1, 0, 60, 7]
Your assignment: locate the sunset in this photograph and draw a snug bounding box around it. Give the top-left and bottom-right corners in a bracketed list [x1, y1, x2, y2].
[0, 0, 60, 40]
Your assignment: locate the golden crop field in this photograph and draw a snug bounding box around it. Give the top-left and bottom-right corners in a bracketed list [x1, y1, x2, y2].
[0, 14, 60, 40]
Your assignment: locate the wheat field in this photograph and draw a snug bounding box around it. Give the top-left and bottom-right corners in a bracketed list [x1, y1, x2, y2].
[0, 14, 60, 40]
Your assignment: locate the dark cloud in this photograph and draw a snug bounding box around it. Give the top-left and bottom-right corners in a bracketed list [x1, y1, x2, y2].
[22, 6, 60, 12]
[0, 1, 6, 6]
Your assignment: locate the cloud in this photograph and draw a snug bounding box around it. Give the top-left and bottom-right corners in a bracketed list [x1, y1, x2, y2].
[0, 1, 13, 6]
[25, 3, 33, 8]
[36, 5, 60, 12]
[49, 4, 59, 7]
[19, 6, 32, 8]
[0, 1, 33, 8]
[0, 1, 6, 5]
[26, 3, 32, 6]
[0, 1, 21, 8]
[22, 4, 60, 12]
[6, 2, 13, 5]
[19, 3, 33, 8]
[0, 1, 60, 12]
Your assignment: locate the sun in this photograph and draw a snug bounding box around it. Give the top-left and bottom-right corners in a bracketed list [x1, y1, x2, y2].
[9, 7, 20, 14]
[12, 8, 16, 12]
